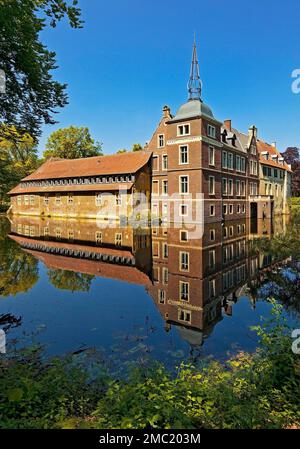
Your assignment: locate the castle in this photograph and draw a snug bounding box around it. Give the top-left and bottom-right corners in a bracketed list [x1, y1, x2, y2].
[8, 41, 292, 223]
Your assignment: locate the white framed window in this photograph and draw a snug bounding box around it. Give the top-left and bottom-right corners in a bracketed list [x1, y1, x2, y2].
[44, 227, 49, 237]
[209, 204, 215, 216]
[159, 289, 166, 304]
[223, 204, 228, 215]
[210, 229, 215, 241]
[55, 227, 61, 239]
[228, 179, 233, 196]
[178, 308, 191, 323]
[163, 243, 168, 259]
[179, 145, 189, 164]
[208, 279, 216, 298]
[241, 157, 246, 173]
[208, 250, 215, 269]
[207, 124, 216, 138]
[177, 123, 190, 136]
[162, 267, 168, 285]
[223, 227, 228, 238]
[17, 196, 22, 206]
[162, 180, 168, 195]
[115, 233, 122, 245]
[158, 134, 165, 148]
[222, 151, 227, 168]
[236, 180, 241, 196]
[180, 281, 189, 302]
[209, 176, 215, 195]
[229, 226, 234, 237]
[152, 180, 159, 196]
[237, 204, 241, 214]
[95, 231, 102, 244]
[116, 193, 122, 205]
[180, 251, 189, 271]
[44, 194, 49, 205]
[179, 175, 189, 194]
[162, 154, 168, 170]
[180, 230, 188, 242]
[229, 204, 233, 214]
[242, 204, 246, 214]
[228, 153, 233, 169]
[209, 146, 215, 166]
[68, 229, 74, 240]
[236, 155, 241, 172]
[29, 195, 35, 205]
[222, 178, 228, 195]
[24, 195, 29, 205]
[67, 193, 74, 205]
[241, 181, 245, 196]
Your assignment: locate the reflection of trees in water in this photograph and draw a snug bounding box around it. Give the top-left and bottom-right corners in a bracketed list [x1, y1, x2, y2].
[0, 218, 39, 296]
[47, 269, 94, 292]
[0, 313, 22, 332]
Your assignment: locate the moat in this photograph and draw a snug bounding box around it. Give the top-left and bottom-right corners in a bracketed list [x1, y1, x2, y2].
[0, 214, 299, 369]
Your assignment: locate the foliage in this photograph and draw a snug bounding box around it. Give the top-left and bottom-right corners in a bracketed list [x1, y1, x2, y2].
[43, 126, 102, 160]
[47, 268, 94, 292]
[0, 126, 40, 202]
[132, 143, 143, 152]
[0, 0, 82, 140]
[0, 303, 299, 429]
[282, 147, 300, 197]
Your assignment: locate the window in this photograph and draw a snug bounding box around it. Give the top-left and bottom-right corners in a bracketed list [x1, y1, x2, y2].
[209, 176, 215, 195]
[208, 279, 216, 298]
[152, 242, 159, 258]
[208, 250, 215, 269]
[24, 195, 29, 205]
[228, 179, 233, 196]
[68, 230, 74, 240]
[222, 178, 228, 195]
[152, 180, 159, 195]
[179, 176, 189, 194]
[178, 309, 191, 323]
[263, 166, 267, 176]
[44, 227, 49, 237]
[209, 146, 215, 166]
[210, 229, 215, 241]
[55, 194, 61, 206]
[180, 204, 188, 216]
[95, 231, 102, 244]
[229, 204, 233, 214]
[158, 134, 164, 148]
[228, 153, 233, 169]
[241, 157, 246, 173]
[180, 251, 189, 271]
[116, 194, 122, 205]
[274, 168, 278, 178]
[162, 180, 168, 195]
[162, 268, 168, 285]
[242, 204, 246, 213]
[180, 230, 188, 242]
[180, 282, 189, 302]
[177, 123, 190, 136]
[95, 193, 102, 206]
[236, 155, 241, 172]
[163, 243, 168, 258]
[159, 290, 166, 304]
[115, 233, 122, 245]
[207, 124, 216, 138]
[223, 227, 228, 238]
[162, 154, 168, 170]
[17, 196, 22, 205]
[222, 151, 227, 168]
[210, 204, 215, 216]
[223, 204, 228, 215]
[152, 156, 159, 171]
[236, 180, 241, 196]
[67, 194, 74, 205]
[179, 145, 188, 164]
[55, 228, 61, 239]
[44, 194, 49, 205]
[229, 226, 234, 236]
[237, 204, 241, 214]
[241, 181, 245, 196]
[29, 195, 35, 205]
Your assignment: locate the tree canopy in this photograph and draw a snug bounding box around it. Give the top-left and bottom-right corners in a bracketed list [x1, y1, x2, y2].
[43, 126, 102, 160]
[0, 0, 82, 140]
[282, 147, 300, 197]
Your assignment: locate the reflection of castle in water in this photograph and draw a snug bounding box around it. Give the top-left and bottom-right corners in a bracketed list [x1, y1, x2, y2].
[8, 215, 289, 347]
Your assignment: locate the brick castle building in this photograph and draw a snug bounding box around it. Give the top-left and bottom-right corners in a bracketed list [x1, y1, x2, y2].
[8, 41, 292, 223]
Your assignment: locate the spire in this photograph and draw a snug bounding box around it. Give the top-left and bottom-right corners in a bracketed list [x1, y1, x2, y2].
[187, 34, 202, 101]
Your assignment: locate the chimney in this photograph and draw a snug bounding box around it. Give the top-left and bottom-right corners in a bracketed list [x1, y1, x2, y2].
[163, 105, 171, 119]
[224, 119, 232, 131]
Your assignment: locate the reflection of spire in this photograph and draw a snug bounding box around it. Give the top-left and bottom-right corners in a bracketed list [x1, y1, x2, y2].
[187, 34, 202, 101]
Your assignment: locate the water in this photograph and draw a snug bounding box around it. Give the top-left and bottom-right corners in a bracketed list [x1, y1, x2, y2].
[0, 214, 299, 369]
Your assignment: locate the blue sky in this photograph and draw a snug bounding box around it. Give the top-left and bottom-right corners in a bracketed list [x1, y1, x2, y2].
[38, 0, 300, 155]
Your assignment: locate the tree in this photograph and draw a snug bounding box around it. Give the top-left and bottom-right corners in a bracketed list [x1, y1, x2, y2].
[132, 143, 143, 152]
[281, 147, 300, 197]
[117, 149, 127, 154]
[47, 269, 94, 292]
[0, 0, 83, 140]
[0, 125, 39, 203]
[43, 126, 102, 160]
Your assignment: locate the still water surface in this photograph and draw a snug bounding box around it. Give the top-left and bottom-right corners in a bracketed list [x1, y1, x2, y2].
[0, 215, 299, 369]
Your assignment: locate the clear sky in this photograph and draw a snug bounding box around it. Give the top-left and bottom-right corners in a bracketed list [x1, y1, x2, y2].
[38, 0, 300, 155]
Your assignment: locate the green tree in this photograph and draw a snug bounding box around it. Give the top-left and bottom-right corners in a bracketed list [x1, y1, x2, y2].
[0, 0, 82, 140]
[47, 268, 94, 292]
[117, 149, 127, 154]
[0, 126, 39, 204]
[43, 126, 102, 160]
[132, 143, 143, 152]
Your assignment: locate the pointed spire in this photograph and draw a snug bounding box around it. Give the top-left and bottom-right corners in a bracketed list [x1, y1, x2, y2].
[187, 34, 202, 101]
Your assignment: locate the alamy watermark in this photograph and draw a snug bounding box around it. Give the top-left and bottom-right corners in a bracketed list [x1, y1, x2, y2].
[0, 329, 6, 354]
[291, 69, 300, 94]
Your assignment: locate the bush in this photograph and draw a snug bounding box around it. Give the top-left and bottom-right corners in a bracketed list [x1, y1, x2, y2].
[0, 204, 9, 213]
[0, 303, 299, 429]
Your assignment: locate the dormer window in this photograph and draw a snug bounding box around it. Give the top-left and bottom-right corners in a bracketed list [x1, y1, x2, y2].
[177, 124, 190, 136]
[207, 124, 216, 139]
